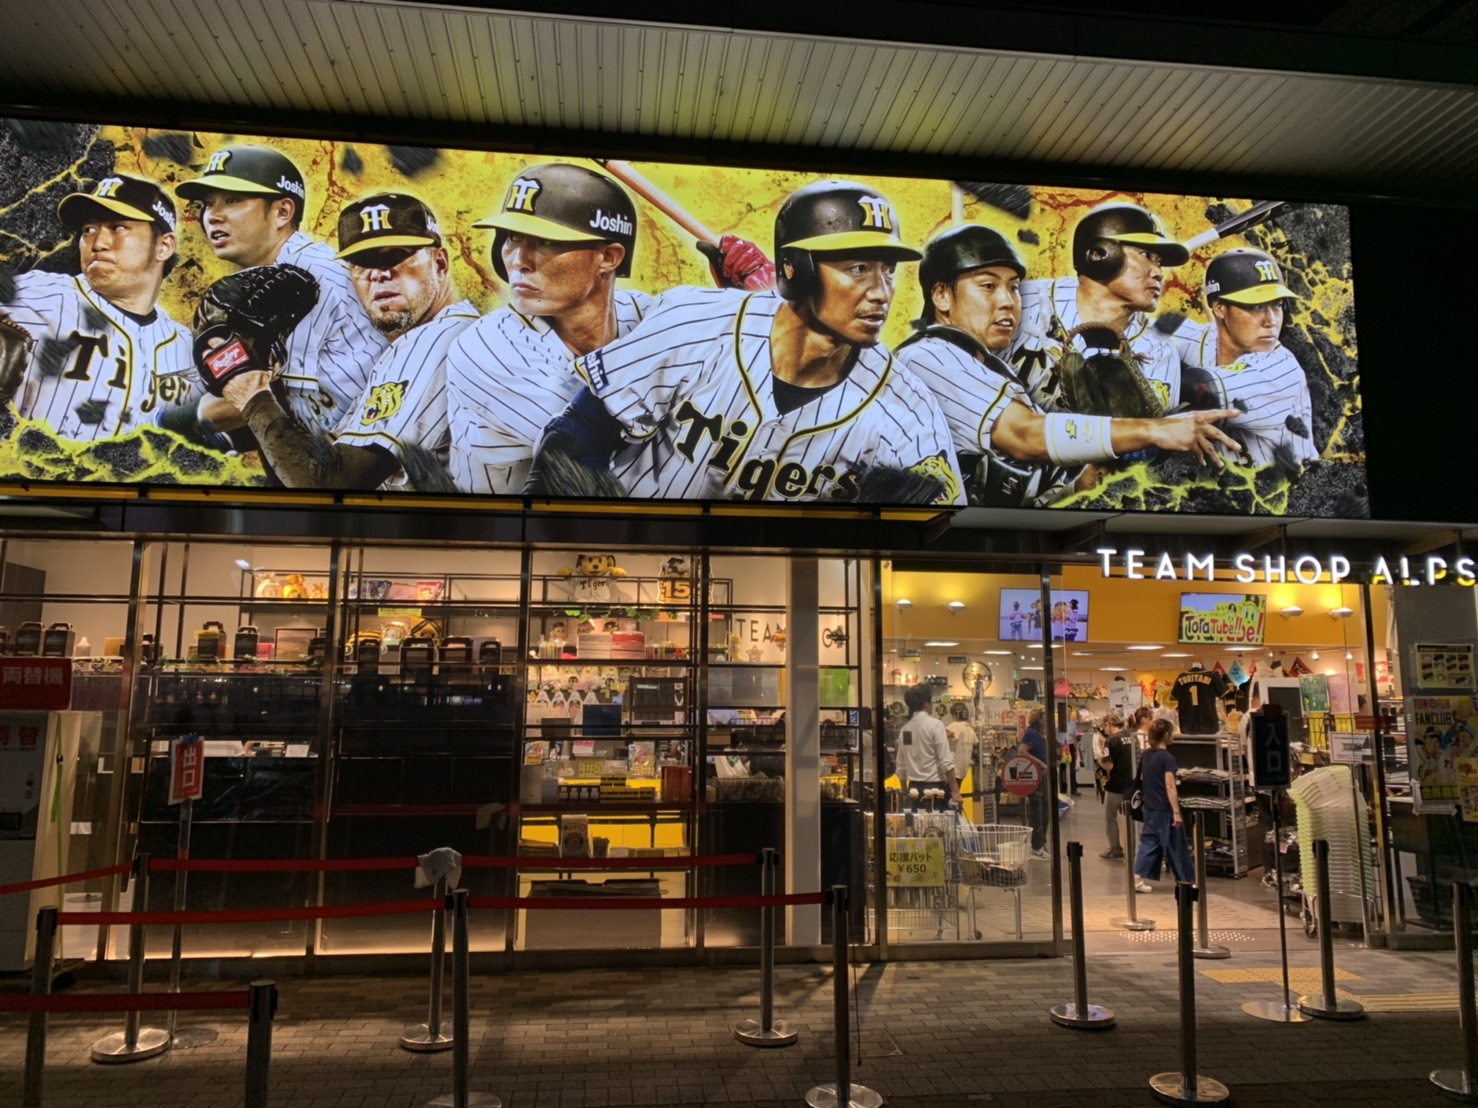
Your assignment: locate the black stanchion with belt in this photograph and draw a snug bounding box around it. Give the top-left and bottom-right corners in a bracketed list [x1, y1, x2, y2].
[1431, 879, 1478, 1101]
[424, 888, 500, 1108]
[245, 980, 277, 1108]
[91, 853, 171, 1063]
[1050, 842, 1115, 1029]
[22, 906, 57, 1108]
[1148, 881, 1229, 1105]
[402, 875, 453, 1052]
[1297, 839, 1365, 1021]
[805, 886, 881, 1108]
[735, 847, 798, 1047]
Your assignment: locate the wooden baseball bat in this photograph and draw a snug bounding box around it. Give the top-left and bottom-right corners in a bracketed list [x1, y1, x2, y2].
[596, 159, 720, 246]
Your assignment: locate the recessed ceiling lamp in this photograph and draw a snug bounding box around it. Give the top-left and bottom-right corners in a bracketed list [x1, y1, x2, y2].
[1162, 652, 1192, 658]
[924, 640, 960, 648]
[1127, 645, 1163, 652]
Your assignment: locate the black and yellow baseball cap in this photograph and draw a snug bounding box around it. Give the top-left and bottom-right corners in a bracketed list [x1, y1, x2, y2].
[336, 193, 442, 260]
[57, 175, 177, 233]
[1205, 248, 1300, 306]
[776, 181, 922, 260]
[475, 163, 637, 278]
[175, 145, 307, 206]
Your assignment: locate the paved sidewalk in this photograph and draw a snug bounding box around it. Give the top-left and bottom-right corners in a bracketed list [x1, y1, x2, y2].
[0, 940, 1468, 1107]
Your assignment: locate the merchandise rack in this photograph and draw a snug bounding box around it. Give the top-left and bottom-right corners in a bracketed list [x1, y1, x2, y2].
[1174, 731, 1258, 877]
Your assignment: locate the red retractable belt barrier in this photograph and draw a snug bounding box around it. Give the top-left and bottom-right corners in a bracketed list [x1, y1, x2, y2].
[0, 862, 131, 898]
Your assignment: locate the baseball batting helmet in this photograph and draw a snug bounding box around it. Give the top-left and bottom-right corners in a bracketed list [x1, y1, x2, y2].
[917, 224, 1025, 324]
[475, 163, 636, 280]
[774, 181, 921, 302]
[1205, 247, 1299, 306]
[1073, 203, 1189, 282]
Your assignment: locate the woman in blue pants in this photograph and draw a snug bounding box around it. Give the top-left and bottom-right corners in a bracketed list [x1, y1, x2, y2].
[1135, 718, 1194, 885]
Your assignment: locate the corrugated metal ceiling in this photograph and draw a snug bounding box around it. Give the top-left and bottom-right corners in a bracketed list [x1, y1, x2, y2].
[0, 0, 1473, 199]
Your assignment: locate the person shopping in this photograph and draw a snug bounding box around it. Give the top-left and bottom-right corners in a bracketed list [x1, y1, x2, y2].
[896, 684, 962, 811]
[1134, 717, 1194, 886]
[1018, 707, 1051, 858]
[1097, 713, 1131, 860]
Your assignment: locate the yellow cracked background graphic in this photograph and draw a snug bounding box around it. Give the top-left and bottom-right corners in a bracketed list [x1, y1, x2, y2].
[0, 122, 1363, 512]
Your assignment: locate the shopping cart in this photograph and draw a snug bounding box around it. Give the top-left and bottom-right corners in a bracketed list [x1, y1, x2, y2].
[957, 822, 1032, 940]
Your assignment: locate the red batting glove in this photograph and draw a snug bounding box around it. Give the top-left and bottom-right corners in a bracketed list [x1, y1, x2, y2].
[700, 235, 776, 291]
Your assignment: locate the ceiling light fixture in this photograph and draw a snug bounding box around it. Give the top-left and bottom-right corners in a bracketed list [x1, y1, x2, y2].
[1329, 606, 1354, 619]
[895, 598, 912, 609]
[947, 600, 966, 614]
[1127, 645, 1164, 652]
[924, 640, 959, 648]
[1280, 605, 1304, 619]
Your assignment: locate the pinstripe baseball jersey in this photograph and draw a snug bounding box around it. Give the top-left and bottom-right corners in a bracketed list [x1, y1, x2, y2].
[572, 288, 964, 504]
[332, 299, 479, 489]
[271, 232, 387, 433]
[1009, 277, 1181, 413]
[444, 290, 653, 495]
[896, 334, 1025, 458]
[1170, 321, 1316, 467]
[2, 270, 195, 441]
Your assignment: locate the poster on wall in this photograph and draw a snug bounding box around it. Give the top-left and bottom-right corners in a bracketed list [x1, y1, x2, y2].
[1299, 674, 1331, 714]
[1413, 643, 1476, 691]
[999, 588, 1089, 641]
[1179, 593, 1267, 646]
[0, 118, 1364, 512]
[1407, 694, 1478, 814]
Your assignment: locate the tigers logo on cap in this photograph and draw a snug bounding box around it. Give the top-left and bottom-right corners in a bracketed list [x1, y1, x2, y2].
[57, 175, 178, 234]
[336, 193, 443, 261]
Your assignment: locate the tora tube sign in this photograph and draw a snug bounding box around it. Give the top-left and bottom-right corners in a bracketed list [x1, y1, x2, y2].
[1180, 593, 1268, 646]
[0, 118, 1364, 513]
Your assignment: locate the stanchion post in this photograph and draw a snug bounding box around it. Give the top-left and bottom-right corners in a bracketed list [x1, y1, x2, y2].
[1192, 813, 1229, 960]
[1051, 843, 1115, 1029]
[1111, 806, 1154, 931]
[401, 875, 453, 1052]
[245, 979, 276, 1108]
[91, 853, 171, 1063]
[425, 889, 500, 1108]
[1431, 880, 1478, 1101]
[1148, 882, 1229, 1105]
[1243, 789, 1310, 1023]
[736, 847, 798, 1047]
[1297, 839, 1365, 1021]
[168, 797, 218, 1048]
[23, 906, 57, 1108]
[804, 887, 882, 1108]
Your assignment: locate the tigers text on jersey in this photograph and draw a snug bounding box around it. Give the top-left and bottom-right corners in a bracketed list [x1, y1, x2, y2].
[3, 271, 195, 441]
[571, 288, 964, 504]
[1010, 277, 1181, 413]
[1170, 320, 1316, 467]
[271, 233, 388, 433]
[445, 290, 653, 495]
[333, 299, 479, 488]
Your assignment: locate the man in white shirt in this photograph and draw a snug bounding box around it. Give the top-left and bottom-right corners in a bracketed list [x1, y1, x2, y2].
[895, 684, 960, 810]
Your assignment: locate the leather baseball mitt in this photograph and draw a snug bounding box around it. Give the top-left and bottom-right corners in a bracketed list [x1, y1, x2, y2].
[1055, 322, 1165, 418]
[193, 265, 319, 396]
[0, 316, 34, 407]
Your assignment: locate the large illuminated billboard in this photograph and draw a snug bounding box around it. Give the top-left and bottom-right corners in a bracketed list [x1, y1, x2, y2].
[0, 118, 1364, 514]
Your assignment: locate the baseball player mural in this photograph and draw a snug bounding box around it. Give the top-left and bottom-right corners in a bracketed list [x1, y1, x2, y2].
[0, 175, 197, 440]
[175, 145, 388, 440]
[196, 193, 475, 490]
[526, 181, 963, 504]
[898, 223, 1239, 505]
[1165, 248, 1317, 472]
[445, 162, 773, 495]
[0, 119, 1365, 514]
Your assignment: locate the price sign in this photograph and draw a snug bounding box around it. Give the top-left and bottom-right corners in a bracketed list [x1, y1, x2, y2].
[885, 838, 944, 886]
[1001, 754, 1044, 797]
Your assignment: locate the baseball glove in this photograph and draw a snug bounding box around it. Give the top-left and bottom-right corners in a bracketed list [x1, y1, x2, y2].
[0, 316, 34, 407]
[1055, 323, 1165, 418]
[193, 265, 319, 397]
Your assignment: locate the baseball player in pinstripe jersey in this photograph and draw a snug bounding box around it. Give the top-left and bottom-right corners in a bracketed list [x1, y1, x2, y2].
[0, 175, 197, 440]
[175, 145, 387, 437]
[1009, 203, 1189, 415]
[208, 194, 474, 490]
[898, 224, 1237, 505]
[529, 182, 963, 504]
[445, 162, 772, 494]
[1168, 248, 1317, 469]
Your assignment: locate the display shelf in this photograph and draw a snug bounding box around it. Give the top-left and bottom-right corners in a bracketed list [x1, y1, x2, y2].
[1174, 732, 1257, 877]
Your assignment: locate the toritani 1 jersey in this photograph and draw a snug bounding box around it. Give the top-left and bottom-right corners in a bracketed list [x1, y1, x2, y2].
[444, 290, 653, 494]
[1009, 277, 1181, 413]
[571, 287, 964, 504]
[1170, 668, 1226, 734]
[333, 300, 479, 488]
[270, 232, 388, 432]
[2, 270, 196, 440]
[1170, 320, 1316, 468]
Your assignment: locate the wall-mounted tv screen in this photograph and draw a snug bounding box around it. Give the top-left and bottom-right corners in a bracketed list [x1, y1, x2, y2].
[1180, 593, 1267, 645]
[1000, 588, 1088, 642]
